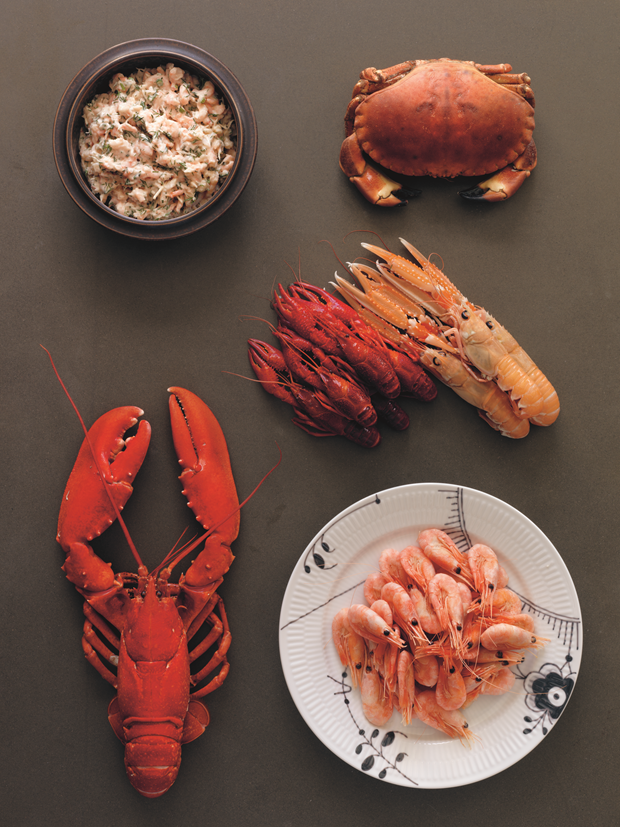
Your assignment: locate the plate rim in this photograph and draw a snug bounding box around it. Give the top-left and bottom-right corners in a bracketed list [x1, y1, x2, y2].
[278, 482, 582, 789]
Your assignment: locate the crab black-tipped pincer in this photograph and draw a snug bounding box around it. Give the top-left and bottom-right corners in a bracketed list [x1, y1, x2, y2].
[459, 185, 487, 200]
[394, 187, 422, 202]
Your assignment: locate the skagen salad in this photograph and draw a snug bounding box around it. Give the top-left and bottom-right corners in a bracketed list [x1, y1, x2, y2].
[79, 64, 237, 220]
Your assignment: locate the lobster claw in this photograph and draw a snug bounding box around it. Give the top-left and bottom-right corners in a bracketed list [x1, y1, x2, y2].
[57, 407, 151, 591]
[168, 388, 239, 589]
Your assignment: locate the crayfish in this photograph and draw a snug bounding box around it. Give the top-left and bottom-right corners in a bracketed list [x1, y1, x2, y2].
[54, 377, 251, 797]
[247, 281, 437, 446]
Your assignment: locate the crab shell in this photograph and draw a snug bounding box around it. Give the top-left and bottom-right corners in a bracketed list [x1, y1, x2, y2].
[340, 59, 537, 204]
[355, 60, 534, 178]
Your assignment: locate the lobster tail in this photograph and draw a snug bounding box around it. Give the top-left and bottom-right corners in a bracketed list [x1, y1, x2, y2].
[124, 737, 182, 798]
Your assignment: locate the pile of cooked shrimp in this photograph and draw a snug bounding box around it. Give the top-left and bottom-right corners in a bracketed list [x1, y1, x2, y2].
[332, 529, 545, 741]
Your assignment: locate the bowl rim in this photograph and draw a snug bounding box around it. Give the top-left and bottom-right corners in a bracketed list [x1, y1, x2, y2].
[53, 38, 258, 240]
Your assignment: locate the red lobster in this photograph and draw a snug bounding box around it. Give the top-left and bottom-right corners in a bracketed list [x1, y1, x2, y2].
[56, 386, 244, 798]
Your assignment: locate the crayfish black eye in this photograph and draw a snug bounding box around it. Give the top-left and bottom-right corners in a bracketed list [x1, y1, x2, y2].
[156, 590, 162, 598]
[141, 591, 146, 598]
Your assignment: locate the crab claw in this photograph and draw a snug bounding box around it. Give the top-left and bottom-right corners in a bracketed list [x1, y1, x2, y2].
[57, 407, 151, 591]
[168, 388, 239, 589]
[460, 139, 537, 202]
[339, 133, 420, 206]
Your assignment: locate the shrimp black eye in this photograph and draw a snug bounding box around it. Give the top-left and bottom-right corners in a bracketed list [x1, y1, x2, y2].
[383, 629, 391, 636]
[461, 310, 469, 320]
[433, 357, 440, 366]
[486, 320, 494, 329]
[449, 666, 456, 674]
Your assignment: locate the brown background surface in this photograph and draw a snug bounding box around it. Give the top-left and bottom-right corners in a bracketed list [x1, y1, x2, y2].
[2, 1, 618, 825]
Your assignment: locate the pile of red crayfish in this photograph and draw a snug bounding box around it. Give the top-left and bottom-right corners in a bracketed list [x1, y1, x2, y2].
[333, 530, 546, 741]
[247, 282, 437, 447]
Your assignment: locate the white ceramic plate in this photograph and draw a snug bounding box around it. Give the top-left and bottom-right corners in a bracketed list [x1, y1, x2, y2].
[279, 483, 582, 788]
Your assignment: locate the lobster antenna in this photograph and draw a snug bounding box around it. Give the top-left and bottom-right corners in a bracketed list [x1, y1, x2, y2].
[151, 444, 282, 578]
[41, 346, 144, 569]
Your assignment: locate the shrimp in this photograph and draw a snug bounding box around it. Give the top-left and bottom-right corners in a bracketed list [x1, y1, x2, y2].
[332, 608, 367, 686]
[481, 666, 516, 696]
[414, 690, 475, 744]
[414, 654, 440, 687]
[467, 543, 499, 618]
[418, 529, 474, 587]
[378, 547, 408, 587]
[363, 571, 389, 605]
[427, 573, 466, 653]
[490, 587, 522, 616]
[348, 604, 404, 648]
[381, 581, 428, 645]
[408, 587, 443, 635]
[396, 650, 416, 725]
[360, 667, 393, 726]
[481, 612, 536, 632]
[399, 545, 436, 592]
[369, 600, 397, 692]
[435, 661, 467, 711]
[480, 622, 544, 651]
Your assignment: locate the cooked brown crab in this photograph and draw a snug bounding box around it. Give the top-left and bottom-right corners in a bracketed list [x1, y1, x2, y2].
[339, 58, 537, 205]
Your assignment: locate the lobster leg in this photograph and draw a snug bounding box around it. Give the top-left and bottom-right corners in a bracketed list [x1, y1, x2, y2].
[168, 388, 240, 623]
[57, 406, 151, 594]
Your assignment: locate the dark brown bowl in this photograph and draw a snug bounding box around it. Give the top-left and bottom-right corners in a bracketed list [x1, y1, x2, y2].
[53, 39, 258, 240]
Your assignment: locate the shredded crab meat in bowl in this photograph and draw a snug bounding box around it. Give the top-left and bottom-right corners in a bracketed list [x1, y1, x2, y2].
[78, 63, 237, 220]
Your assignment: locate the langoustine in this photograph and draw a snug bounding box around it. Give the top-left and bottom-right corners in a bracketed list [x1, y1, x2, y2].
[332, 529, 545, 742]
[333, 237, 559, 437]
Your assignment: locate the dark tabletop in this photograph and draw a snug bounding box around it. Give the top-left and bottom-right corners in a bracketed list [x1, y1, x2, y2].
[2, 1, 619, 825]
